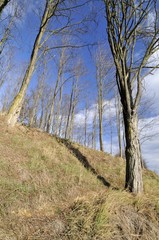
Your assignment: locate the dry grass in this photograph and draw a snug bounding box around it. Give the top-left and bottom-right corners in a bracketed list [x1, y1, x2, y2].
[0, 116, 159, 239]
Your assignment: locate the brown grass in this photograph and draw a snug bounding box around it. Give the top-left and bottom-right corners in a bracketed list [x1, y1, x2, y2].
[0, 116, 159, 239]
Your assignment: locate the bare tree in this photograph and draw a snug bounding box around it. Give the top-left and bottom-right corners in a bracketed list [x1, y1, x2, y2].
[115, 92, 123, 158]
[104, 0, 159, 194]
[84, 99, 89, 147]
[0, 3, 18, 55]
[65, 60, 83, 139]
[7, 0, 60, 126]
[95, 47, 104, 151]
[108, 100, 113, 154]
[65, 77, 78, 139]
[95, 46, 114, 151]
[53, 77, 64, 136]
[47, 47, 67, 133]
[0, 49, 13, 89]
[92, 105, 97, 149]
[7, 0, 95, 126]
[29, 54, 47, 127]
[40, 85, 53, 131]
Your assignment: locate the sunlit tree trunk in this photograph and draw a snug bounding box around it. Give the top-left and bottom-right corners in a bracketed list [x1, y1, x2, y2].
[123, 112, 143, 192]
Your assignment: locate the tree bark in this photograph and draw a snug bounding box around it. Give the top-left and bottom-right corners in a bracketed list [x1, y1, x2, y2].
[123, 113, 143, 194]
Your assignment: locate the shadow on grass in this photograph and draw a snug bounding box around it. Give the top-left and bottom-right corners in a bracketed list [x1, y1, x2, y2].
[61, 139, 111, 188]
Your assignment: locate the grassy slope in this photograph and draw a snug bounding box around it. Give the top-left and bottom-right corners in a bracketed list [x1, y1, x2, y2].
[0, 116, 159, 240]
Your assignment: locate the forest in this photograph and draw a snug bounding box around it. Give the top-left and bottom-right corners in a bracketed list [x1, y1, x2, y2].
[0, 0, 159, 196]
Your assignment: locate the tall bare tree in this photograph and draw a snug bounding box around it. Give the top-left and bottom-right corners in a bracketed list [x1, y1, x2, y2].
[65, 60, 83, 139]
[95, 46, 113, 151]
[115, 93, 123, 158]
[29, 53, 47, 127]
[47, 47, 67, 133]
[92, 105, 97, 149]
[7, 0, 60, 126]
[95, 48, 104, 151]
[104, 0, 159, 194]
[53, 77, 64, 136]
[65, 76, 79, 139]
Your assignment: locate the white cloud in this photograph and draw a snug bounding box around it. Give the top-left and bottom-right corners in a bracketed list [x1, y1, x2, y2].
[74, 99, 117, 127]
[146, 10, 156, 29]
[139, 116, 159, 173]
[142, 138, 159, 173]
[143, 68, 159, 115]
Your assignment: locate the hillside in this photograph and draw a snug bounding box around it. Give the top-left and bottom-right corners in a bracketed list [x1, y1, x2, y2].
[0, 116, 159, 240]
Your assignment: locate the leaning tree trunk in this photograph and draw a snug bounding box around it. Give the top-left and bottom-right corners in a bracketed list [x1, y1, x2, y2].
[7, 1, 49, 126]
[123, 112, 143, 194]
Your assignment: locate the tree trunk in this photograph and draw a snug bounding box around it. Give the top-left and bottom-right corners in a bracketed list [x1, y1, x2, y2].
[54, 85, 63, 136]
[7, 2, 49, 126]
[97, 83, 104, 152]
[115, 94, 122, 157]
[123, 113, 143, 194]
[47, 49, 65, 134]
[97, 90, 104, 151]
[65, 83, 74, 139]
[92, 108, 97, 149]
[84, 103, 88, 147]
[99, 115, 104, 151]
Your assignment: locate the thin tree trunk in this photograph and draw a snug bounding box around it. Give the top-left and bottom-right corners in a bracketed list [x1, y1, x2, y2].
[95, 47, 105, 152]
[115, 94, 122, 157]
[39, 108, 44, 129]
[68, 77, 78, 140]
[98, 101, 104, 151]
[123, 113, 143, 193]
[57, 87, 64, 137]
[47, 48, 65, 133]
[65, 83, 74, 139]
[30, 53, 46, 127]
[92, 108, 97, 149]
[84, 102, 88, 147]
[54, 83, 63, 136]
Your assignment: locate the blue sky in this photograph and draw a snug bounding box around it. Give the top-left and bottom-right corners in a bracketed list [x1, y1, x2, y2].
[0, 0, 159, 174]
